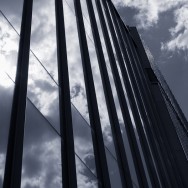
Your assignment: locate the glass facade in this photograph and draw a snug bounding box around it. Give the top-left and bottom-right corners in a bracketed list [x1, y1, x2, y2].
[0, 0, 188, 188]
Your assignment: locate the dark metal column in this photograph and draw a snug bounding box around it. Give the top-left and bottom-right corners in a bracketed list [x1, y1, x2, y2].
[127, 26, 184, 187]
[106, 1, 162, 187]
[85, 0, 133, 187]
[3, 0, 33, 187]
[127, 28, 177, 187]
[117, 19, 173, 187]
[55, 0, 77, 187]
[98, 0, 149, 187]
[117, 18, 178, 187]
[73, 0, 112, 187]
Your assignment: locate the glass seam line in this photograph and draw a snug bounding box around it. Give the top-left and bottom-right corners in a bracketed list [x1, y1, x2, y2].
[1, 7, 140, 188]
[2, 0, 33, 187]
[5, 68, 117, 163]
[5, 71, 99, 180]
[0, 8, 111, 97]
[1, 5, 143, 186]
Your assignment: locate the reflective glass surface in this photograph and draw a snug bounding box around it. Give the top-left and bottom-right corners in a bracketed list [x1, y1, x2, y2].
[0, 73, 14, 187]
[72, 105, 97, 176]
[21, 99, 62, 188]
[0, 3, 23, 186]
[76, 156, 98, 188]
[0, 14, 20, 81]
[0, 0, 157, 187]
[105, 148, 122, 188]
[27, 52, 60, 133]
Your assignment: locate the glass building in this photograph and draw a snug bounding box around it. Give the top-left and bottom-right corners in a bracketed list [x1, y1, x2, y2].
[0, 0, 188, 187]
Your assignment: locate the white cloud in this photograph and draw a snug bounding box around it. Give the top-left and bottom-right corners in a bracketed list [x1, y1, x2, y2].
[162, 4, 188, 51]
[0, 16, 19, 79]
[112, 0, 188, 52]
[113, 0, 187, 29]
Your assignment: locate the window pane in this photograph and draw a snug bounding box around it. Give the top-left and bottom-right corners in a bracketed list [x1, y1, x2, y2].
[0, 14, 20, 81]
[76, 156, 98, 188]
[27, 52, 60, 133]
[21, 99, 62, 188]
[105, 149, 122, 188]
[0, 0, 23, 33]
[0, 73, 14, 187]
[72, 105, 97, 175]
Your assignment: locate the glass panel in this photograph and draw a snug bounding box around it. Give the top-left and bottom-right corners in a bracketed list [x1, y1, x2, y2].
[30, 0, 58, 82]
[91, 0, 108, 53]
[0, 72, 14, 186]
[81, 0, 117, 157]
[64, 0, 99, 178]
[76, 156, 98, 188]
[72, 105, 97, 175]
[80, 0, 92, 37]
[120, 123, 139, 188]
[63, 0, 90, 122]
[27, 0, 60, 132]
[21, 99, 62, 188]
[0, 14, 20, 81]
[0, 0, 23, 84]
[99, 0, 117, 60]
[0, 0, 24, 33]
[105, 148, 122, 188]
[27, 52, 60, 133]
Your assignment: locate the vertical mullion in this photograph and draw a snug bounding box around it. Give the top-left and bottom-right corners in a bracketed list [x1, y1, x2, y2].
[99, 0, 149, 187]
[127, 27, 183, 187]
[121, 22, 173, 188]
[114, 9, 167, 188]
[121, 18, 178, 187]
[55, 0, 77, 187]
[73, 0, 112, 187]
[126, 27, 177, 186]
[95, 0, 145, 186]
[85, 0, 133, 187]
[3, 0, 33, 188]
[106, 2, 162, 187]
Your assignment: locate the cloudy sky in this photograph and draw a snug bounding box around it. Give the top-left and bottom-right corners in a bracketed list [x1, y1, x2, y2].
[0, 0, 188, 188]
[113, 0, 188, 119]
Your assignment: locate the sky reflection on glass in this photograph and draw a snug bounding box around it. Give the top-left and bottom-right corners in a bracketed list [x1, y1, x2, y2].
[0, 0, 188, 187]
